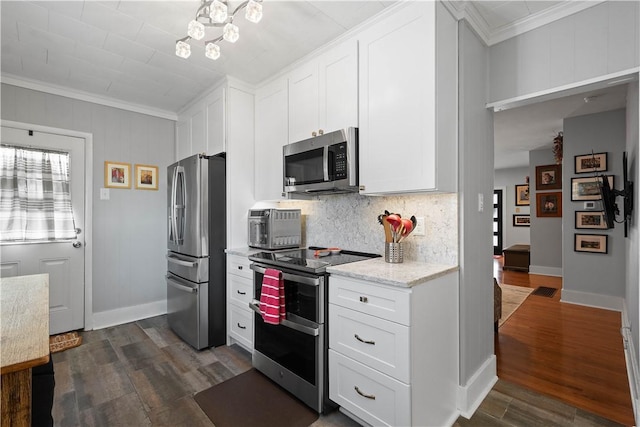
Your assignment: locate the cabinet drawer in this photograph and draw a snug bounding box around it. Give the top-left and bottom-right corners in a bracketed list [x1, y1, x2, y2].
[330, 305, 409, 382]
[329, 350, 410, 427]
[229, 274, 253, 307]
[329, 276, 410, 325]
[228, 255, 252, 280]
[228, 305, 253, 349]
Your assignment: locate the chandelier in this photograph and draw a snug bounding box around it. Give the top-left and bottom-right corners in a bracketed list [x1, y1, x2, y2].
[175, 0, 263, 61]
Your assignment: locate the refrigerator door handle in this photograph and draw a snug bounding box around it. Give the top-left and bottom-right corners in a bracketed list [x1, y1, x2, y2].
[166, 275, 198, 293]
[169, 166, 178, 244]
[176, 166, 186, 244]
[166, 254, 197, 268]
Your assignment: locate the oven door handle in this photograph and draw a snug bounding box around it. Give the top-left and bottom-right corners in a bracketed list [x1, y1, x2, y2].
[250, 264, 322, 287]
[249, 301, 320, 337]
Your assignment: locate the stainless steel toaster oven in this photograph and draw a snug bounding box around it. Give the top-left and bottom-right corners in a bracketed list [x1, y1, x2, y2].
[248, 208, 301, 250]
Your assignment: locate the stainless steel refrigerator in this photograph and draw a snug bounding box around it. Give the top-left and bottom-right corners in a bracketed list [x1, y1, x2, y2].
[166, 153, 226, 350]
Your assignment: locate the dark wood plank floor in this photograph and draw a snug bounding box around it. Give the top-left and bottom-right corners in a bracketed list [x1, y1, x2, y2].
[49, 265, 633, 426]
[493, 256, 634, 426]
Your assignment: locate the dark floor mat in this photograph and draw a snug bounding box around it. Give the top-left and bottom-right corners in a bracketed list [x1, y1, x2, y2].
[194, 368, 318, 427]
[532, 286, 557, 297]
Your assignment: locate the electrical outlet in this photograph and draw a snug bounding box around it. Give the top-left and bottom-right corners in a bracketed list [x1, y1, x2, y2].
[414, 217, 425, 236]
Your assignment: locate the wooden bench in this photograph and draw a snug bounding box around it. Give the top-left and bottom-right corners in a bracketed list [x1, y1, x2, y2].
[503, 244, 530, 272]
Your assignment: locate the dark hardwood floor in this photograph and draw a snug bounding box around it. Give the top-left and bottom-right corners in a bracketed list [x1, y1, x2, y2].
[48, 261, 633, 426]
[493, 256, 634, 426]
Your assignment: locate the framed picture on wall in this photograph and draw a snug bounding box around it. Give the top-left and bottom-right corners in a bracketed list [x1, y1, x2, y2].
[575, 152, 607, 174]
[104, 161, 131, 189]
[575, 211, 607, 229]
[513, 214, 530, 227]
[515, 184, 530, 206]
[574, 233, 608, 254]
[536, 164, 562, 190]
[571, 175, 614, 201]
[134, 164, 159, 191]
[536, 191, 562, 217]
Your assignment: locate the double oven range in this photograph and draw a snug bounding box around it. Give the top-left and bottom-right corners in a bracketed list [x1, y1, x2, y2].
[248, 247, 379, 413]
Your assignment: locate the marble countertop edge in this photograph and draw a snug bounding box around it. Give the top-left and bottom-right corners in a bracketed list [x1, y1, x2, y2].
[327, 258, 459, 287]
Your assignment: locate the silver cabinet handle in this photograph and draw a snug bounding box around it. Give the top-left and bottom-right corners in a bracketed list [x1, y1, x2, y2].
[237, 290, 246, 295]
[72, 241, 82, 248]
[359, 296, 368, 303]
[354, 334, 375, 345]
[167, 255, 196, 267]
[237, 322, 246, 330]
[354, 386, 376, 400]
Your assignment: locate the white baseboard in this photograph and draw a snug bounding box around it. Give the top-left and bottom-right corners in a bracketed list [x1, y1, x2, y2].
[560, 289, 623, 311]
[91, 300, 167, 330]
[529, 265, 563, 277]
[457, 355, 498, 418]
[622, 305, 640, 425]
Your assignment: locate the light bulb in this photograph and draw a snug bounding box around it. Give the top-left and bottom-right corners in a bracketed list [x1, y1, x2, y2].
[245, 0, 263, 23]
[205, 43, 221, 60]
[223, 22, 239, 43]
[209, 0, 228, 23]
[175, 40, 191, 58]
[187, 20, 205, 40]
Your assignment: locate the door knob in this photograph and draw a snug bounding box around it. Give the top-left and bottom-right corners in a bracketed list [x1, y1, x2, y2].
[72, 241, 82, 248]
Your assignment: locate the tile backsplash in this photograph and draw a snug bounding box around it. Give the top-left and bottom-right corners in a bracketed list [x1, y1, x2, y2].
[278, 192, 458, 265]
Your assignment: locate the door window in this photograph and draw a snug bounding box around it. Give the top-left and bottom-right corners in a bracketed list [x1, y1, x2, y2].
[0, 144, 77, 242]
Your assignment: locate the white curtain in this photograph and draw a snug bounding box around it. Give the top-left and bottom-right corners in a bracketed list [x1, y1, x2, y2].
[0, 144, 77, 242]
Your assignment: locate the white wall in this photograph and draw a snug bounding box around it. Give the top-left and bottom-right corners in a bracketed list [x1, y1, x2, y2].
[457, 20, 496, 415]
[562, 109, 626, 305]
[625, 80, 640, 417]
[494, 166, 531, 248]
[529, 149, 563, 276]
[1, 83, 175, 327]
[489, 1, 639, 103]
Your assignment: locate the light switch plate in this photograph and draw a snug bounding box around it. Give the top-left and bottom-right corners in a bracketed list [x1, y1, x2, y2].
[100, 188, 110, 200]
[414, 217, 425, 236]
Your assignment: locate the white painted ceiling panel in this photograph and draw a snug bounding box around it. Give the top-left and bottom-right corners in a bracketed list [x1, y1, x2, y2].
[48, 11, 109, 49]
[1, 0, 631, 170]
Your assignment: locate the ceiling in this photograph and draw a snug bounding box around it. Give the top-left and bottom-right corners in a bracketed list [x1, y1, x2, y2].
[1, 0, 630, 169]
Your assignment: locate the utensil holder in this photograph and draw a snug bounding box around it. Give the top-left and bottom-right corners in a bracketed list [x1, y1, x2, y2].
[385, 242, 403, 263]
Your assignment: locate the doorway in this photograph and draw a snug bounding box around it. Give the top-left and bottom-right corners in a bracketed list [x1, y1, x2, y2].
[0, 120, 94, 333]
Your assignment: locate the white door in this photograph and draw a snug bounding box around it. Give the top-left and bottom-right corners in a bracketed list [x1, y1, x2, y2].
[0, 126, 85, 334]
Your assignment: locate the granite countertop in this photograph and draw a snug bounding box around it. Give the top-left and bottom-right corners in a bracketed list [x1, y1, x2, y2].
[225, 247, 265, 257]
[327, 258, 458, 288]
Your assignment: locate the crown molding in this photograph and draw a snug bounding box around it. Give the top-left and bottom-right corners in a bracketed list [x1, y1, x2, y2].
[1, 74, 178, 121]
[446, 0, 605, 47]
[487, 0, 605, 46]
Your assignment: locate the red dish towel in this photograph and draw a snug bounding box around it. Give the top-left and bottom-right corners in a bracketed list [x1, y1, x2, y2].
[259, 268, 285, 325]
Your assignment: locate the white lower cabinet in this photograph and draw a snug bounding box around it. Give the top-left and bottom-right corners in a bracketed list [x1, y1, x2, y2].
[330, 350, 410, 427]
[226, 254, 254, 352]
[329, 272, 459, 427]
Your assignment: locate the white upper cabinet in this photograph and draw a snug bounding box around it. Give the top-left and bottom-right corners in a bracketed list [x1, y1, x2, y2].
[319, 40, 358, 135]
[358, 2, 457, 195]
[288, 39, 358, 143]
[255, 76, 289, 201]
[206, 88, 225, 155]
[175, 85, 226, 160]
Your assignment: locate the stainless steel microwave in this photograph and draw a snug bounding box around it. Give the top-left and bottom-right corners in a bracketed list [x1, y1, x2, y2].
[283, 127, 358, 195]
